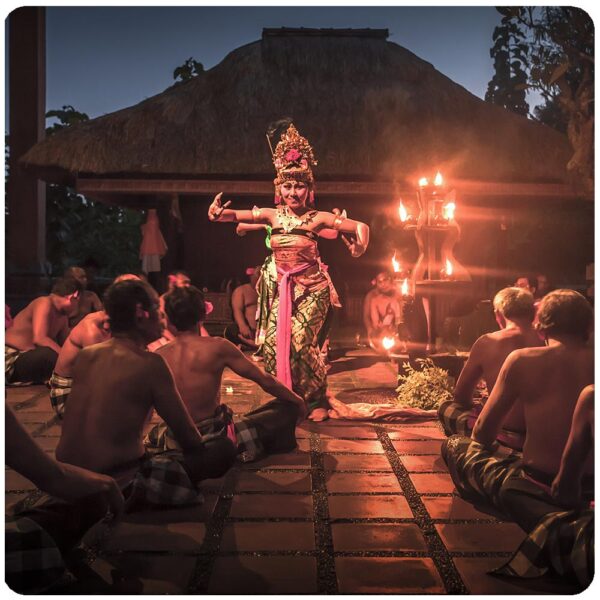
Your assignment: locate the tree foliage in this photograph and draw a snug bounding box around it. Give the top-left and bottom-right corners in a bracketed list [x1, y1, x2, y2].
[485, 15, 530, 116]
[45, 106, 143, 276]
[173, 57, 204, 83]
[487, 7, 594, 193]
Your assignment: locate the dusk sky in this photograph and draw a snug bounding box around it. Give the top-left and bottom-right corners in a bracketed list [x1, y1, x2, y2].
[42, 6, 511, 121]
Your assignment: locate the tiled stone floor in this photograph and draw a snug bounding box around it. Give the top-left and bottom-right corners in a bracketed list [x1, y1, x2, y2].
[6, 348, 576, 594]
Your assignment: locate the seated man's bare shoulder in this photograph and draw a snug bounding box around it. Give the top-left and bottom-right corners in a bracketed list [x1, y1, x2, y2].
[467, 333, 492, 362]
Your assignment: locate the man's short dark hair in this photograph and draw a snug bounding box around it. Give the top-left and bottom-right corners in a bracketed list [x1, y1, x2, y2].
[515, 274, 537, 290]
[51, 277, 82, 297]
[103, 280, 156, 333]
[537, 289, 593, 341]
[164, 286, 206, 331]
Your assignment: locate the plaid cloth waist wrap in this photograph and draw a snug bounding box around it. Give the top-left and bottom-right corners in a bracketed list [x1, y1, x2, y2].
[145, 403, 264, 463]
[49, 372, 73, 417]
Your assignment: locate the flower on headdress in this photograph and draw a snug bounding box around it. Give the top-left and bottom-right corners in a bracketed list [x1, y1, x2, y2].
[285, 149, 302, 163]
[274, 159, 283, 169]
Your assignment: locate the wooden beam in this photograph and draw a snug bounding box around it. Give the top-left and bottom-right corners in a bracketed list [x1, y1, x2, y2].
[76, 177, 584, 199]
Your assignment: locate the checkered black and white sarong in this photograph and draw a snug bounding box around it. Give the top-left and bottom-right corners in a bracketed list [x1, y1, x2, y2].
[49, 372, 73, 417]
[492, 509, 594, 590]
[437, 400, 478, 436]
[146, 400, 298, 463]
[146, 404, 264, 462]
[5, 515, 66, 593]
[438, 402, 525, 451]
[124, 451, 204, 510]
[5, 345, 32, 386]
[144, 404, 264, 462]
[442, 435, 522, 511]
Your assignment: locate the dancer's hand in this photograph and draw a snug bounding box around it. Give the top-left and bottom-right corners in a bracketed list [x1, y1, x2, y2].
[341, 234, 364, 258]
[208, 193, 231, 221]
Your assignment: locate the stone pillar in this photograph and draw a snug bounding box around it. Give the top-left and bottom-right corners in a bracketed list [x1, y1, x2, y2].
[6, 7, 48, 306]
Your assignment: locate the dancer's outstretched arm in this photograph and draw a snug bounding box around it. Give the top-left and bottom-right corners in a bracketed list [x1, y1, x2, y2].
[316, 211, 369, 257]
[208, 193, 274, 224]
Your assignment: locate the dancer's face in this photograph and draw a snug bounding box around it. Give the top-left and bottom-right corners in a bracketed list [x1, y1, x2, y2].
[279, 180, 309, 210]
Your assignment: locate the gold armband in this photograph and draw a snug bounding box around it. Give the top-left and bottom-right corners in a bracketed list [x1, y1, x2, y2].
[333, 209, 347, 230]
[251, 206, 261, 222]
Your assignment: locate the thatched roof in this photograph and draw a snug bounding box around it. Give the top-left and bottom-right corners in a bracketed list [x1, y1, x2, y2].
[22, 28, 573, 187]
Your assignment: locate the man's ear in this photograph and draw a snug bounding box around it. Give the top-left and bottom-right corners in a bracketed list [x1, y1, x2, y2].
[494, 310, 506, 329]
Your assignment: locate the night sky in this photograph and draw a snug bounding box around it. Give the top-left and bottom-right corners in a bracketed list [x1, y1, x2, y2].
[44, 6, 509, 121]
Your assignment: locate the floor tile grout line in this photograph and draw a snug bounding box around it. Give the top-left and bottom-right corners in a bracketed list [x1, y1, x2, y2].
[186, 473, 236, 593]
[375, 427, 469, 595]
[10, 389, 51, 411]
[310, 432, 339, 594]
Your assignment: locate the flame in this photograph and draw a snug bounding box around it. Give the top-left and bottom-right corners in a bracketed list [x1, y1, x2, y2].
[401, 278, 409, 296]
[434, 171, 444, 186]
[443, 202, 456, 220]
[418, 177, 429, 187]
[398, 200, 408, 222]
[391, 251, 401, 273]
[382, 337, 395, 351]
[445, 259, 453, 276]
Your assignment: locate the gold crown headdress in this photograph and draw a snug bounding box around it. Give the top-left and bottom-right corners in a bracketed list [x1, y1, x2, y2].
[271, 124, 317, 186]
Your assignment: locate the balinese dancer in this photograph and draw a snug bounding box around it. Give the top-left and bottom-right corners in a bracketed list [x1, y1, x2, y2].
[208, 124, 369, 421]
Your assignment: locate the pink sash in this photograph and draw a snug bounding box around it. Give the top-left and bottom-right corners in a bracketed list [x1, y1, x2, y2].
[275, 262, 312, 387]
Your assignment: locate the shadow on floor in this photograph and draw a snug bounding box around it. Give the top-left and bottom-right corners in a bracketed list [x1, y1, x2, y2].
[327, 352, 390, 376]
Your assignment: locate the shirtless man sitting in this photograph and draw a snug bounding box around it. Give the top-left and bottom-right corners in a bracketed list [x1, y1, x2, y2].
[442, 289, 594, 519]
[64, 266, 103, 328]
[224, 267, 260, 350]
[5, 278, 81, 385]
[438, 287, 543, 448]
[56, 279, 236, 508]
[364, 271, 404, 353]
[147, 285, 306, 462]
[48, 274, 142, 416]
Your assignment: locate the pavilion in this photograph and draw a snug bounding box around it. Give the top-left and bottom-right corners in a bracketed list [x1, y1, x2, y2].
[16, 26, 592, 297]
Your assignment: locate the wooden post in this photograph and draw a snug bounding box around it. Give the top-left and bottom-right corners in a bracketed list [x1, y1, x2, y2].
[6, 7, 47, 305]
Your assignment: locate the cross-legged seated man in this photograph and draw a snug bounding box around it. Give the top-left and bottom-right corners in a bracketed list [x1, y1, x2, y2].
[224, 267, 260, 351]
[5, 278, 81, 385]
[55, 280, 236, 510]
[146, 285, 307, 462]
[442, 289, 594, 518]
[438, 287, 543, 449]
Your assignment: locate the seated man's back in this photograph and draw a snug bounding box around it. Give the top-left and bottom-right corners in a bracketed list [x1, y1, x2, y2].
[517, 343, 593, 476]
[157, 335, 230, 422]
[57, 339, 164, 478]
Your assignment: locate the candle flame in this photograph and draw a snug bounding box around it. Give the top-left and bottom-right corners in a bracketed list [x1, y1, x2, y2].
[443, 202, 456, 220]
[445, 259, 453, 276]
[434, 172, 444, 186]
[398, 200, 408, 222]
[382, 336, 395, 351]
[391, 251, 401, 273]
[418, 177, 429, 187]
[401, 278, 409, 296]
